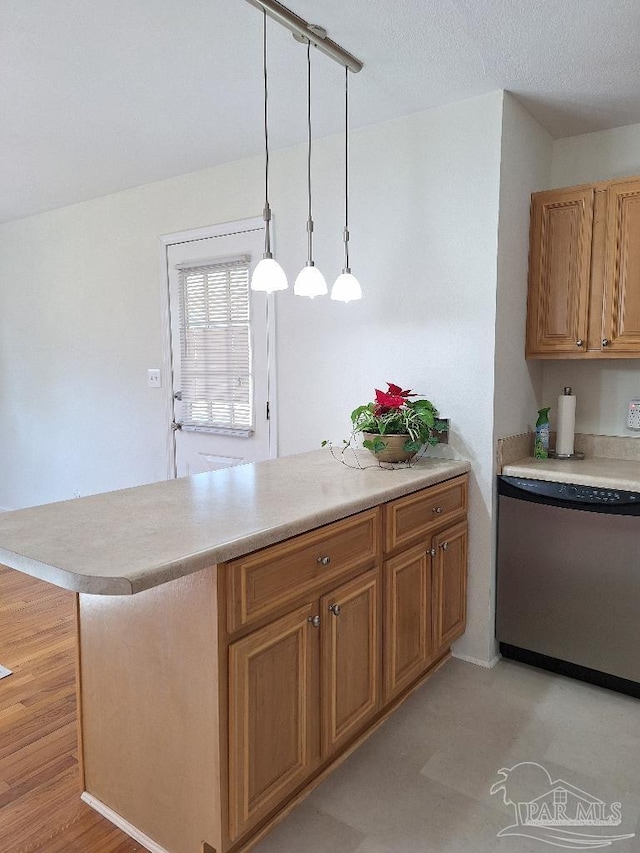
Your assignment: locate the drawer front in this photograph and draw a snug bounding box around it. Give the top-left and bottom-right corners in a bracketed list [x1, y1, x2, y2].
[228, 508, 380, 632]
[385, 475, 467, 553]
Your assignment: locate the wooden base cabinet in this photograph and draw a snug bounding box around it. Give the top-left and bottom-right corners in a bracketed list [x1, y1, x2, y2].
[228, 568, 381, 843]
[228, 603, 321, 843]
[383, 490, 468, 704]
[384, 545, 433, 703]
[433, 521, 468, 653]
[320, 569, 380, 757]
[526, 175, 640, 359]
[78, 475, 468, 853]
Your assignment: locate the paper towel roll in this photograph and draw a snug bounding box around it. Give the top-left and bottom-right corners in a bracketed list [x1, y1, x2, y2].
[556, 387, 576, 456]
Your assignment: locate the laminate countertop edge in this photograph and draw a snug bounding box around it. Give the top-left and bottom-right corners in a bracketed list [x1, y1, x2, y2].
[502, 456, 640, 491]
[0, 450, 470, 596]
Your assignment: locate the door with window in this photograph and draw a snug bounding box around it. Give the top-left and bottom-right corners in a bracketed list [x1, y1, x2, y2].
[165, 219, 274, 477]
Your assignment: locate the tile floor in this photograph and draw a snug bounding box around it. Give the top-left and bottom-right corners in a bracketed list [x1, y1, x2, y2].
[253, 658, 640, 853]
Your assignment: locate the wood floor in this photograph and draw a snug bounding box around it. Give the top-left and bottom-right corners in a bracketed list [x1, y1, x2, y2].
[0, 565, 145, 853]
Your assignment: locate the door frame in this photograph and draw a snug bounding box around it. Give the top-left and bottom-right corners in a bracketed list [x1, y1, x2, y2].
[159, 217, 278, 479]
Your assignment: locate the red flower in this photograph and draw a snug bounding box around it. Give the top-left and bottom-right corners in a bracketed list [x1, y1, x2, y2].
[374, 388, 407, 416]
[387, 382, 416, 398]
[374, 389, 405, 409]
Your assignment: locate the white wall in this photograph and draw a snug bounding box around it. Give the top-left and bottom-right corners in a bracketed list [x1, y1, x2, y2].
[543, 123, 640, 435]
[0, 90, 504, 663]
[494, 94, 551, 443]
[552, 124, 640, 186]
[542, 360, 640, 436]
[472, 94, 553, 664]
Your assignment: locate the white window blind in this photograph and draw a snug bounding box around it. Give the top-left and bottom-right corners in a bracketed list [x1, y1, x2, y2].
[178, 257, 253, 434]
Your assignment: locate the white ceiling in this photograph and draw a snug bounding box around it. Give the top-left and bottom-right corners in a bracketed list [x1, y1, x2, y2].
[3, 0, 640, 224]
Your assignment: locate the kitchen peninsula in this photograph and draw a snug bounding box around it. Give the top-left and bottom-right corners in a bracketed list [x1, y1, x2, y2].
[0, 450, 470, 853]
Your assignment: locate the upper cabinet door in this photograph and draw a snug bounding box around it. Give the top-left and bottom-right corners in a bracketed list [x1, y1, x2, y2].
[526, 187, 594, 356]
[603, 180, 640, 351]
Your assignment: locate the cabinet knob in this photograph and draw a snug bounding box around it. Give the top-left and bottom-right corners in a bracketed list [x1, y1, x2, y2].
[440, 541, 449, 551]
[328, 603, 341, 616]
[317, 555, 331, 566]
[432, 506, 443, 514]
[602, 338, 610, 347]
[308, 615, 321, 628]
[576, 339, 583, 347]
[427, 548, 436, 557]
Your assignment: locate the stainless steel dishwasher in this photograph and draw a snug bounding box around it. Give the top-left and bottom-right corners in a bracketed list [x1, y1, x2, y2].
[496, 475, 640, 697]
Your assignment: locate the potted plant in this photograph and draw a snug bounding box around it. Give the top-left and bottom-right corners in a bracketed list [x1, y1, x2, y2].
[350, 382, 448, 463]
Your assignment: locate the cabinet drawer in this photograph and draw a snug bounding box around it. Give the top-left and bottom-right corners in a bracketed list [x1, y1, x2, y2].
[227, 508, 380, 632]
[384, 476, 467, 553]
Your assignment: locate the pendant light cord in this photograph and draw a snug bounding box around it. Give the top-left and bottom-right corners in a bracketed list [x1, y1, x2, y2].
[343, 65, 350, 271]
[262, 8, 272, 256]
[306, 39, 314, 264]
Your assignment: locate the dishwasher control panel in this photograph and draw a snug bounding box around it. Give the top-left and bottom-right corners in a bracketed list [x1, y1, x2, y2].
[499, 476, 640, 509]
[555, 484, 633, 503]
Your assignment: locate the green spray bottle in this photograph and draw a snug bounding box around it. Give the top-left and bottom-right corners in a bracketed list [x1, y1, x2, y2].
[534, 407, 551, 459]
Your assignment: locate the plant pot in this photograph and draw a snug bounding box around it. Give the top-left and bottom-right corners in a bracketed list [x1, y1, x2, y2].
[362, 433, 418, 463]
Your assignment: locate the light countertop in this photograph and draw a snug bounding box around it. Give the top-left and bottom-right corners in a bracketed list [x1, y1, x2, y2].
[0, 450, 470, 596]
[502, 456, 640, 492]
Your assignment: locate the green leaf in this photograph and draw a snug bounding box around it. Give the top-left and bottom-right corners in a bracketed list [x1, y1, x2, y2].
[363, 438, 386, 453]
[321, 440, 329, 447]
[412, 399, 437, 411]
[416, 409, 435, 427]
[350, 404, 371, 423]
[403, 440, 422, 453]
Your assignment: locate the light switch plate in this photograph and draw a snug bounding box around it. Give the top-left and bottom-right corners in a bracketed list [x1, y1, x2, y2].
[147, 368, 162, 388]
[627, 399, 640, 430]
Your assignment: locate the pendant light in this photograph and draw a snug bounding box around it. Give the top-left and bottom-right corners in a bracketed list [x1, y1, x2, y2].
[331, 66, 362, 302]
[294, 40, 327, 299]
[251, 9, 288, 293]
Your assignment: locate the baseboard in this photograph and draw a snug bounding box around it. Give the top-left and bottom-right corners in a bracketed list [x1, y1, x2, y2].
[452, 651, 500, 669]
[81, 792, 171, 853]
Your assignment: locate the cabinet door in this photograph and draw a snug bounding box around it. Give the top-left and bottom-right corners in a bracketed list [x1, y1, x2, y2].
[603, 180, 640, 352]
[320, 569, 380, 757]
[526, 187, 593, 356]
[383, 545, 433, 703]
[228, 603, 320, 842]
[433, 522, 468, 652]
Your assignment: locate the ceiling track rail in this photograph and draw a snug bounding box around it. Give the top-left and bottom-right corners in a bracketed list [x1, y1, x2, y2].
[244, 0, 363, 73]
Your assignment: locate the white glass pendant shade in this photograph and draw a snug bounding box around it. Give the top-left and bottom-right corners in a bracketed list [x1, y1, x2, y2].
[251, 257, 288, 293]
[294, 264, 327, 299]
[331, 271, 362, 302]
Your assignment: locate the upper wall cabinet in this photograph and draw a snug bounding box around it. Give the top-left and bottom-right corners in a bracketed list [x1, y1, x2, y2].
[526, 175, 640, 359]
[603, 180, 640, 353]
